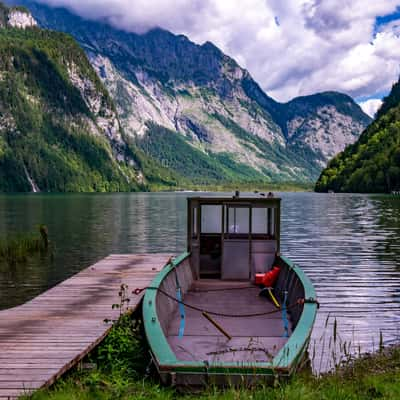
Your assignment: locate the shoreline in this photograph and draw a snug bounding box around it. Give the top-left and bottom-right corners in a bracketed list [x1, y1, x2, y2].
[24, 313, 400, 400]
[0, 182, 315, 195]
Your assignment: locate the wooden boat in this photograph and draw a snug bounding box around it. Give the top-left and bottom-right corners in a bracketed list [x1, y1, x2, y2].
[143, 194, 318, 386]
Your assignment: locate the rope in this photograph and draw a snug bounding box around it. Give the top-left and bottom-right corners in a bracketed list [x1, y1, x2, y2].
[133, 286, 303, 318]
[206, 347, 274, 357]
[282, 290, 289, 338]
[176, 287, 185, 337]
[174, 269, 186, 338]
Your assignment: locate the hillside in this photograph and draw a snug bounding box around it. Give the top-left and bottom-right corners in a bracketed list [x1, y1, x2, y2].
[6, 0, 371, 184]
[0, 5, 145, 192]
[315, 80, 400, 193]
[0, 21, 312, 193]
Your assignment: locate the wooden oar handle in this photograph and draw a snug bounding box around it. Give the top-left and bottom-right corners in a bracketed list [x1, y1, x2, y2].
[202, 312, 232, 341]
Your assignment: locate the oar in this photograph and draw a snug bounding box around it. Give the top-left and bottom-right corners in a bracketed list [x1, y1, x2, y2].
[202, 312, 232, 341]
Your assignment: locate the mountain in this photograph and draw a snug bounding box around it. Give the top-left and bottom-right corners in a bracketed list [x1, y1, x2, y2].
[0, 3, 148, 192]
[6, 0, 371, 185]
[315, 80, 400, 193]
[283, 92, 371, 166]
[0, 4, 302, 194]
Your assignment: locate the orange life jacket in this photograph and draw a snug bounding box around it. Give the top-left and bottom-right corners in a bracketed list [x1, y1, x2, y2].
[255, 266, 281, 287]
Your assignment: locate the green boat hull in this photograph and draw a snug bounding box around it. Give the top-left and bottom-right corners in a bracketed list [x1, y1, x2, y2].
[143, 252, 318, 386]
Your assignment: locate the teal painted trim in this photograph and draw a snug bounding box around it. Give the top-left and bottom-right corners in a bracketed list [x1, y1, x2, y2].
[272, 256, 318, 371]
[142, 252, 191, 365]
[171, 252, 191, 267]
[143, 252, 317, 376]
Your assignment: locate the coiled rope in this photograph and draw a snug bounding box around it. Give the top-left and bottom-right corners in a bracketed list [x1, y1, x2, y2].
[133, 286, 317, 318]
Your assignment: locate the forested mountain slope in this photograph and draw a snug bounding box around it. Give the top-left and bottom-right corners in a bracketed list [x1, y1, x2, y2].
[316, 80, 400, 193]
[0, 5, 145, 192]
[6, 0, 371, 184]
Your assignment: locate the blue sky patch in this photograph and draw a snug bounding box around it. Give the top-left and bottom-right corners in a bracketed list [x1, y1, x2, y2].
[356, 90, 390, 103]
[374, 6, 400, 36]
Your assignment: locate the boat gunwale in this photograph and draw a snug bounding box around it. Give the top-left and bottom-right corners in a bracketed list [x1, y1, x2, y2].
[142, 251, 318, 375]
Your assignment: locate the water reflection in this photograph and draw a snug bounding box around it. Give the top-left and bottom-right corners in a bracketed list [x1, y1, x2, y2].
[279, 193, 400, 370]
[0, 193, 188, 307]
[0, 192, 399, 371]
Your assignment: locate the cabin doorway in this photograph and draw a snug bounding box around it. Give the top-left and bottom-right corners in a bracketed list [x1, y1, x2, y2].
[196, 203, 253, 279]
[221, 204, 251, 280]
[199, 204, 222, 278]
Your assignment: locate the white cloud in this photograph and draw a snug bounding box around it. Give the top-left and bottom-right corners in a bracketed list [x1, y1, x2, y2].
[359, 98, 383, 118]
[36, 0, 400, 102]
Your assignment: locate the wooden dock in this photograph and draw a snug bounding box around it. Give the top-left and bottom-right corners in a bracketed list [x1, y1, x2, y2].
[0, 253, 171, 400]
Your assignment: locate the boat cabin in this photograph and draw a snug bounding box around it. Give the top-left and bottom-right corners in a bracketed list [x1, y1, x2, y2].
[187, 195, 280, 281]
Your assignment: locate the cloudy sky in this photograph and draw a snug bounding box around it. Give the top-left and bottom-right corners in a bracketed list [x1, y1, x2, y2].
[39, 0, 400, 116]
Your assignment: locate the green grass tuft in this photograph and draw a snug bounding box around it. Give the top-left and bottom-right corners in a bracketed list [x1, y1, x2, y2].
[0, 225, 49, 265]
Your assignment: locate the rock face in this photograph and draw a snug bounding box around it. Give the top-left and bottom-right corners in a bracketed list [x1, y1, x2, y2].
[4, 0, 372, 185]
[0, 3, 36, 28]
[283, 92, 371, 167]
[8, 8, 37, 28]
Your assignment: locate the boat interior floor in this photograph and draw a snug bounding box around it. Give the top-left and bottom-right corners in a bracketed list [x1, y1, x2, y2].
[167, 280, 291, 364]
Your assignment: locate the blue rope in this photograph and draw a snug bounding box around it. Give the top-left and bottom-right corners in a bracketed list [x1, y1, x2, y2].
[282, 290, 289, 338]
[174, 269, 186, 338]
[176, 287, 185, 338]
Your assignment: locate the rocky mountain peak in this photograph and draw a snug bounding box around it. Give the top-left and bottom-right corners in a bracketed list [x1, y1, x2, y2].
[8, 7, 37, 28]
[0, 2, 36, 28]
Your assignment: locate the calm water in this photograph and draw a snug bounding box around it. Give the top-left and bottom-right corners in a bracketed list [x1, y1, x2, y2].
[0, 192, 399, 370]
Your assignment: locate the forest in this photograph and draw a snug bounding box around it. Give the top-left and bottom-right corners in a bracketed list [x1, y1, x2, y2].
[316, 80, 400, 193]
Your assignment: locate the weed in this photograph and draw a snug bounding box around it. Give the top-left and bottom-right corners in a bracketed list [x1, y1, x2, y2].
[92, 313, 148, 377]
[0, 225, 50, 266]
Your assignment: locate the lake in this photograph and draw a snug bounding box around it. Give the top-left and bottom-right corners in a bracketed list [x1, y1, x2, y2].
[0, 192, 399, 371]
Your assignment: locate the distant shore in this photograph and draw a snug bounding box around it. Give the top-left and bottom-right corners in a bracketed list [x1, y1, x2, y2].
[146, 181, 315, 193]
[0, 182, 315, 195]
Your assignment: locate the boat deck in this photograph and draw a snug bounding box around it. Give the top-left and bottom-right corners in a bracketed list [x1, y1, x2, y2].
[167, 280, 291, 364]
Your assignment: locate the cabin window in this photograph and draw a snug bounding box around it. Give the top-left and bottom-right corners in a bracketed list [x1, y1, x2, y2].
[251, 207, 275, 236]
[201, 205, 222, 233]
[252, 207, 268, 233]
[227, 207, 249, 234]
[269, 208, 275, 236]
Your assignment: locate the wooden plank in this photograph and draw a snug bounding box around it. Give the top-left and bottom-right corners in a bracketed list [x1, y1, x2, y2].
[0, 253, 170, 399]
[0, 388, 37, 397]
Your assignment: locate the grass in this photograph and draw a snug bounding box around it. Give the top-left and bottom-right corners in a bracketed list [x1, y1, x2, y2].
[23, 311, 400, 400]
[0, 225, 49, 265]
